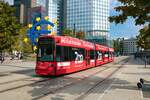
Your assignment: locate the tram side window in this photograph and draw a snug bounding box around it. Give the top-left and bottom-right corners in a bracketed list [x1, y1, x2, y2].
[56, 46, 85, 61]
[56, 46, 71, 62]
[79, 48, 85, 60]
[90, 50, 95, 59]
[63, 46, 71, 61]
[97, 51, 102, 60]
[71, 48, 85, 61]
[56, 46, 61, 61]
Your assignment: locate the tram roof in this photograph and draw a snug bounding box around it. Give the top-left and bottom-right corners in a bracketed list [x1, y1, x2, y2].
[39, 35, 112, 51]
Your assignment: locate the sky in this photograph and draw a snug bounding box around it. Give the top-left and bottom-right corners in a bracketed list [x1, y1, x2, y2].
[5, 0, 142, 39]
[110, 0, 143, 39]
[4, 0, 13, 5]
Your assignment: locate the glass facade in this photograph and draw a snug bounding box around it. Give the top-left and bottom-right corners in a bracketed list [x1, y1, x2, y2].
[29, 0, 63, 35]
[47, 0, 63, 35]
[28, 7, 46, 24]
[66, 0, 110, 45]
[14, 0, 33, 25]
[35, 0, 47, 8]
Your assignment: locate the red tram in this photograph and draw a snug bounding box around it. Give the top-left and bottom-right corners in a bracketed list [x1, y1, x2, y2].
[36, 35, 114, 76]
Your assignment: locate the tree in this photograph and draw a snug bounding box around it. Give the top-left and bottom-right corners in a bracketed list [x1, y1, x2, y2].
[62, 29, 86, 40]
[14, 26, 33, 53]
[110, 0, 150, 25]
[0, 1, 20, 52]
[137, 26, 150, 49]
[113, 38, 124, 55]
[110, 0, 150, 49]
[76, 31, 85, 39]
[62, 29, 75, 37]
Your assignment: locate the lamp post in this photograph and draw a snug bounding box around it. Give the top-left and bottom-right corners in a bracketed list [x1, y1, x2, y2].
[73, 23, 76, 37]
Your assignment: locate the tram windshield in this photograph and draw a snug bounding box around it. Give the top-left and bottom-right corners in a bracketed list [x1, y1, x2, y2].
[37, 38, 55, 61]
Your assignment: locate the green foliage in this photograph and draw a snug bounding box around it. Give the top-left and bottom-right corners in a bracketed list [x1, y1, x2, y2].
[0, 1, 20, 52]
[110, 0, 150, 25]
[62, 28, 76, 37]
[137, 26, 150, 49]
[14, 26, 33, 53]
[110, 0, 150, 49]
[62, 29, 85, 40]
[76, 31, 85, 39]
[113, 38, 124, 55]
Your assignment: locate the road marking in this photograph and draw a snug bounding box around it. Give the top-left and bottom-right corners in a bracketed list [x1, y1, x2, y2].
[140, 89, 144, 100]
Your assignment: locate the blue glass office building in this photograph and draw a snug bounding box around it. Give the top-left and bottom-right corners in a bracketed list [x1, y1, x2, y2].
[66, 0, 110, 45]
[47, 0, 63, 35]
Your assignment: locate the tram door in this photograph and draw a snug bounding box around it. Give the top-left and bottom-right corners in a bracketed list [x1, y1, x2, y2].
[86, 50, 90, 66]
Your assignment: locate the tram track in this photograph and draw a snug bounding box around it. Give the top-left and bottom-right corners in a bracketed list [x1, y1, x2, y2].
[0, 63, 111, 94]
[0, 77, 34, 85]
[74, 58, 130, 100]
[0, 57, 129, 99]
[0, 78, 52, 94]
[33, 57, 129, 100]
[0, 57, 125, 85]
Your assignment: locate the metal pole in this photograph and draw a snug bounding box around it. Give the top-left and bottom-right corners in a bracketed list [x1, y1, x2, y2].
[73, 23, 76, 37]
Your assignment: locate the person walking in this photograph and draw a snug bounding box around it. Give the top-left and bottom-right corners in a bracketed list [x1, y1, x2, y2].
[0, 52, 4, 63]
[144, 56, 147, 68]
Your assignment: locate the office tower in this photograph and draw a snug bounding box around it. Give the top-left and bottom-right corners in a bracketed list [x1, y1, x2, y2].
[14, 0, 47, 25]
[47, 0, 63, 35]
[65, 0, 110, 45]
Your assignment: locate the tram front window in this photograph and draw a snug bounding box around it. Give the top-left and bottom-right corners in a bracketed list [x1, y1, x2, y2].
[37, 38, 55, 61]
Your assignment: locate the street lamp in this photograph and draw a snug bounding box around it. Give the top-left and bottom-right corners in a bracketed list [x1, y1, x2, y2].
[73, 23, 76, 37]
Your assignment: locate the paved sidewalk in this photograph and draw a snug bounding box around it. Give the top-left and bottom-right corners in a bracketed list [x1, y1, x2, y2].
[0, 56, 149, 100]
[100, 57, 150, 100]
[0, 56, 35, 64]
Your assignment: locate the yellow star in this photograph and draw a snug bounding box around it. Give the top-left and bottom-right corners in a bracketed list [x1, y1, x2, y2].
[28, 24, 33, 28]
[36, 17, 41, 22]
[51, 32, 57, 36]
[23, 38, 28, 43]
[33, 46, 37, 51]
[36, 26, 41, 31]
[44, 16, 49, 21]
[47, 25, 52, 30]
[52, 19, 57, 24]
[36, 38, 39, 42]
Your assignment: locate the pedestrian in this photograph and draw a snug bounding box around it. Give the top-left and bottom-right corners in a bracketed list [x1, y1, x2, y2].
[17, 51, 23, 60]
[11, 50, 15, 60]
[0, 52, 4, 63]
[144, 56, 147, 68]
[134, 53, 136, 59]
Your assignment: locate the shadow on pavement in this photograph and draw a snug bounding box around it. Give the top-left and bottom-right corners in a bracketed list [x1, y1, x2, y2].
[25, 57, 149, 100]
[142, 83, 150, 99]
[27, 75, 139, 100]
[123, 72, 150, 76]
[11, 69, 35, 75]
